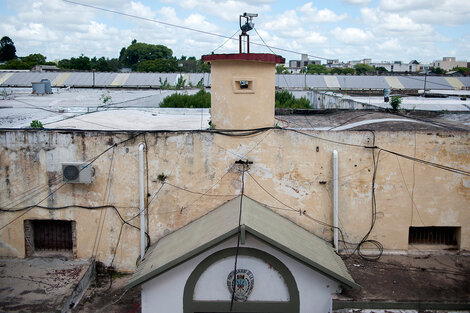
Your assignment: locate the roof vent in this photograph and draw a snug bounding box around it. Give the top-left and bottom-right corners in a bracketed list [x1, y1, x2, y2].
[62, 162, 94, 184]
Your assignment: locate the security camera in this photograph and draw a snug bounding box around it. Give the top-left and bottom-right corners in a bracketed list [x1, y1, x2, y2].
[243, 13, 258, 18]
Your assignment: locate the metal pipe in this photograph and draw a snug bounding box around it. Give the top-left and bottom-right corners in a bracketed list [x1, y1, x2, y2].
[139, 143, 146, 260]
[333, 150, 339, 253]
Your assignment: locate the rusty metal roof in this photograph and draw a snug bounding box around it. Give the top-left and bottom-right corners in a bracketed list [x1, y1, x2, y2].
[125, 196, 358, 290]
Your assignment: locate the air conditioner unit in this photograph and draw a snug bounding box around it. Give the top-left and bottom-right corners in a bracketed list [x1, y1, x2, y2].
[62, 162, 94, 184]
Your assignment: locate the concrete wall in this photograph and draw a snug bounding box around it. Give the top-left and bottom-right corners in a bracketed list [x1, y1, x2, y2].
[0, 129, 469, 271]
[210, 60, 275, 129]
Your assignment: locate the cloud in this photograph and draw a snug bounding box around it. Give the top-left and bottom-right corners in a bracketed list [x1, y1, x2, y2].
[340, 0, 371, 5]
[331, 27, 374, 45]
[162, 0, 272, 22]
[299, 2, 347, 23]
[378, 0, 470, 26]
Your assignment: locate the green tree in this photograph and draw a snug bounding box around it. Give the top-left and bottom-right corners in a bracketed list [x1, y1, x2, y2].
[0, 36, 17, 62]
[0, 59, 29, 69]
[375, 66, 388, 74]
[354, 63, 376, 75]
[136, 59, 178, 72]
[430, 67, 446, 75]
[119, 41, 173, 68]
[197, 59, 211, 73]
[69, 55, 92, 70]
[276, 64, 289, 74]
[305, 64, 329, 74]
[21, 53, 47, 66]
[451, 66, 469, 75]
[58, 58, 72, 69]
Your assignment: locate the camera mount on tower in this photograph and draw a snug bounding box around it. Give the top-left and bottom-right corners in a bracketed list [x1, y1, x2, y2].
[239, 12, 258, 53]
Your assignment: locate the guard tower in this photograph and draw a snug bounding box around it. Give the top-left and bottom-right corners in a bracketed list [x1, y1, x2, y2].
[202, 13, 285, 130]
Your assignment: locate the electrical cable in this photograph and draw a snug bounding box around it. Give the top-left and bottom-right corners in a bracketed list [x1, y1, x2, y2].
[379, 147, 470, 177]
[165, 181, 237, 197]
[14, 99, 122, 130]
[62, 0, 331, 61]
[289, 128, 366, 148]
[229, 162, 246, 312]
[0, 133, 143, 231]
[212, 29, 240, 54]
[347, 148, 383, 261]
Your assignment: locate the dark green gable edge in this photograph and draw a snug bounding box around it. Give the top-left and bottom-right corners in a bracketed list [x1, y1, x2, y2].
[126, 225, 359, 290]
[126, 227, 240, 289]
[333, 301, 470, 310]
[245, 226, 360, 290]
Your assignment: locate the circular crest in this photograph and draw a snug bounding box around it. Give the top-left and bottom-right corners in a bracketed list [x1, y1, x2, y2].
[226, 269, 254, 302]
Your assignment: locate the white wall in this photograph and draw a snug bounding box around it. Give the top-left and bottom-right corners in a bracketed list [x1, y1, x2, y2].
[142, 234, 341, 313]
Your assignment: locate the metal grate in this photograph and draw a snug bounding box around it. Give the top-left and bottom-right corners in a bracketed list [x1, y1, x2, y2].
[32, 220, 73, 251]
[408, 226, 458, 246]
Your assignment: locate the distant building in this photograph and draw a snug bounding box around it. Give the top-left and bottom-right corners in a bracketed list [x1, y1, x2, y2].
[288, 54, 321, 73]
[432, 57, 467, 71]
[30, 65, 60, 72]
[372, 60, 420, 73]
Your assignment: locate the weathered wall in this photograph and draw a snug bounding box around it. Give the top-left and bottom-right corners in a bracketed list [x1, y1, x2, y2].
[0, 129, 469, 271]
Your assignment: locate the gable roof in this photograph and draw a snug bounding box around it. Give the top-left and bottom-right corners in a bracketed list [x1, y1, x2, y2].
[125, 196, 359, 290]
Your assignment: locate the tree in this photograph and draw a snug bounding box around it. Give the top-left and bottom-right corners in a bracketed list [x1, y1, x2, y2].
[276, 64, 289, 74]
[354, 63, 376, 75]
[21, 53, 47, 66]
[69, 55, 92, 70]
[0, 36, 17, 62]
[305, 64, 329, 74]
[119, 41, 173, 68]
[451, 66, 469, 75]
[430, 67, 446, 75]
[136, 59, 178, 72]
[375, 66, 388, 74]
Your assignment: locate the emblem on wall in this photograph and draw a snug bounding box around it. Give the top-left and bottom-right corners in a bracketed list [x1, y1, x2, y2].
[226, 269, 254, 302]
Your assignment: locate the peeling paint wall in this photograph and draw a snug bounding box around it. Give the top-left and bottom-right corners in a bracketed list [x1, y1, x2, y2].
[0, 129, 469, 271]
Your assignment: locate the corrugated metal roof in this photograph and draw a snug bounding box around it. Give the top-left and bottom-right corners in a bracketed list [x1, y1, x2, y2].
[1, 72, 468, 90]
[125, 196, 358, 290]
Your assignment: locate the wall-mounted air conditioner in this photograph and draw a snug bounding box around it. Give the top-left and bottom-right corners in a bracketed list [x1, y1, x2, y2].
[62, 162, 94, 184]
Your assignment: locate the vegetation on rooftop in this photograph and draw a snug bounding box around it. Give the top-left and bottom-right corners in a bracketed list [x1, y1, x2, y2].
[160, 89, 211, 108]
[159, 89, 311, 109]
[275, 90, 311, 109]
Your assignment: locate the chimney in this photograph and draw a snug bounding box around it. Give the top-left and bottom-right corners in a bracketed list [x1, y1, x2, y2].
[202, 53, 285, 130]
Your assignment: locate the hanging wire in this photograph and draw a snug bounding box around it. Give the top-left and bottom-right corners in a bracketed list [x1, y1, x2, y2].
[212, 29, 240, 54]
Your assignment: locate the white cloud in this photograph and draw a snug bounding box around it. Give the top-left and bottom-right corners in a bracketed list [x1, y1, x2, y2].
[162, 0, 272, 22]
[299, 2, 347, 23]
[340, 0, 371, 5]
[378, 0, 470, 26]
[331, 27, 374, 45]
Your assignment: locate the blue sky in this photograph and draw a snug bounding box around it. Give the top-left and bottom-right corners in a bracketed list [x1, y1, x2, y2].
[1, 0, 469, 64]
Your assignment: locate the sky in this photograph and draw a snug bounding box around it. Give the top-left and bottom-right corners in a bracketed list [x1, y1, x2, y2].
[0, 0, 469, 64]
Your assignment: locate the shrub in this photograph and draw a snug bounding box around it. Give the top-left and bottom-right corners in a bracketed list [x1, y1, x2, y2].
[275, 90, 311, 109]
[30, 120, 44, 128]
[160, 90, 211, 108]
[390, 96, 402, 110]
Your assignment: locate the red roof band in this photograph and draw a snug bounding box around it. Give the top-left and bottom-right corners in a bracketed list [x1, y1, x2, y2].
[202, 53, 285, 64]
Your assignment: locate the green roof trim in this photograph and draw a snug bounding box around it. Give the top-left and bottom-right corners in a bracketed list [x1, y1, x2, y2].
[126, 196, 358, 290]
